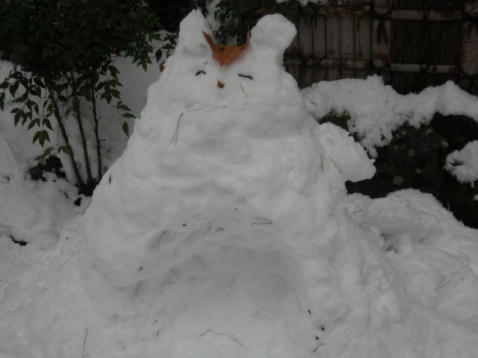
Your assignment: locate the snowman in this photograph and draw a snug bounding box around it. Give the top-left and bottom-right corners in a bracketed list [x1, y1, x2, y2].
[80, 10, 375, 355]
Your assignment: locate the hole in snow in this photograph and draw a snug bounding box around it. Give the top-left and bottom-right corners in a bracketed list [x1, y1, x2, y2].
[9, 235, 27, 246]
[132, 244, 312, 350]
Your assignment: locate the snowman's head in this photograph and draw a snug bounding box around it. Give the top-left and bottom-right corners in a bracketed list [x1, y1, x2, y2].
[139, 10, 307, 142]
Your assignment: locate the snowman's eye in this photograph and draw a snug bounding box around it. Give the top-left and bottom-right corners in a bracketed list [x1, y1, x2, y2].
[196, 70, 206, 76]
[238, 74, 253, 80]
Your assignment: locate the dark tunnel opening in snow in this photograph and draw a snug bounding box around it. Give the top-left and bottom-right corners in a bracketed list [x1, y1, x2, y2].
[134, 226, 310, 309]
[84, 217, 318, 349]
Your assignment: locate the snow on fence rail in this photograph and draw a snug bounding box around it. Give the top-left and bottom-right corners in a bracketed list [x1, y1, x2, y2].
[284, 0, 478, 95]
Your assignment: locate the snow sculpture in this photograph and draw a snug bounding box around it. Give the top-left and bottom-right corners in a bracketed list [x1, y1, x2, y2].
[81, 10, 375, 353]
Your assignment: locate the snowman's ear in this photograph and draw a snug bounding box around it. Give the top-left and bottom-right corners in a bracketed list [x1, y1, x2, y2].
[176, 10, 213, 58]
[250, 14, 297, 57]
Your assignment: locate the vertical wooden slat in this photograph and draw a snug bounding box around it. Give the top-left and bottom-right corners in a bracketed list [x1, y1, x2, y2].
[355, 0, 372, 79]
[372, 0, 392, 84]
[460, 2, 478, 94]
[285, 22, 300, 85]
[287, 28, 299, 56]
[298, 14, 316, 87]
[285, 61, 301, 88]
[341, 0, 356, 79]
[313, 16, 327, 83]
[326, 15, 341, 80]
[341, 16, 355, 78]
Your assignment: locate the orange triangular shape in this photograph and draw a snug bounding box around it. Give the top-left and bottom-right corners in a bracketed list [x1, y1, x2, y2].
[202, 31, 250, 66]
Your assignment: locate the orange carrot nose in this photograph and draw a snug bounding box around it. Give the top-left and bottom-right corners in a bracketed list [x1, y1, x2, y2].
[203, 31, 250, 66]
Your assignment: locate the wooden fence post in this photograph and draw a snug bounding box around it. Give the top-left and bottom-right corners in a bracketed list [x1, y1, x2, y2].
[285, 22, 300, 85]
[313, 15, 327, 84]
[371, 0, 391, 83]
[326, 2, 342, 81]
[298, 14, 314, 87]
[355, 0, 372, 79]
[341, 0, 356, 79]
[461, 1, 478, 95]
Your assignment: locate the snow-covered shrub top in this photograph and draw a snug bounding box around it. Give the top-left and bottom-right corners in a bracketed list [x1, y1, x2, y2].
[445, 140, 478, 184]
[303, 76, 478, 157]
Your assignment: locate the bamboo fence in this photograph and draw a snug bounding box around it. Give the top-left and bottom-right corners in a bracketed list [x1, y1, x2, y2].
[284, 0, 478, 95]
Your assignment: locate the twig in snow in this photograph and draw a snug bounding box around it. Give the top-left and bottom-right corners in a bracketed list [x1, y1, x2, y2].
[435, 276, 450, 292]
[313, 343, 324, 352]
[196, 329, 211, 338]
[240, 84, 248, 97]
[203, 225, 212, 235]
[213, 227, 224, 235]
[435, 276, 446, 290]
[238, 74, 253, 80]
[82, 327, 88, 358]
[4, 138, 23, 164]
[251, 221, 272, 227]
[438, 281, 451, 290]
[218, 333, 246, 348]
[170, 113, 183, 147]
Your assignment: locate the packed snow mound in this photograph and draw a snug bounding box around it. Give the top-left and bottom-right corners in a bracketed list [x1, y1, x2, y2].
[82, 10, 374, 287]
[80, 10, 374, 355]
[445, 140, 478, 184]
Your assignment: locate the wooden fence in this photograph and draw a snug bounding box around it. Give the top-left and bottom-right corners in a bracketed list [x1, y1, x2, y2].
[284, 0, 478, 95]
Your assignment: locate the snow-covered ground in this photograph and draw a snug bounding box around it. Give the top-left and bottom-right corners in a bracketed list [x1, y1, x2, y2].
[1, 10, 478, 358]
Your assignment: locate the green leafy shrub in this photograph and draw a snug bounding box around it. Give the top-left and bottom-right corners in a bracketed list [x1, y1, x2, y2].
[0, 0, 168, 195]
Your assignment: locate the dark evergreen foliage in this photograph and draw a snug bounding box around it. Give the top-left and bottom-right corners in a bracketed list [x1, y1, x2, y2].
[0, 0, 165, 195]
